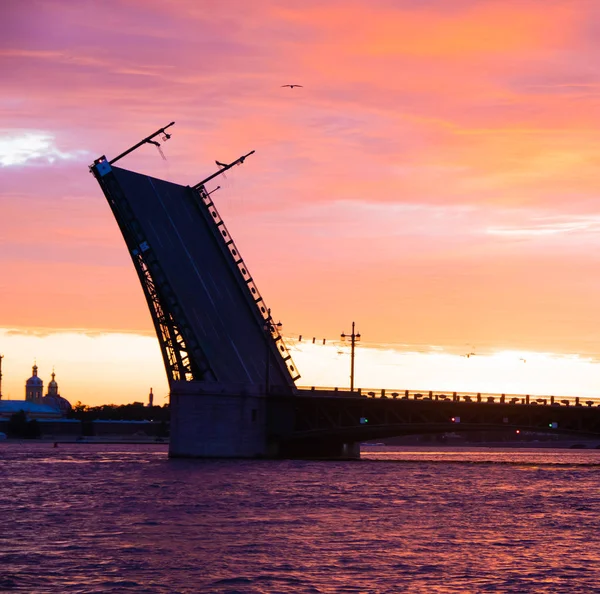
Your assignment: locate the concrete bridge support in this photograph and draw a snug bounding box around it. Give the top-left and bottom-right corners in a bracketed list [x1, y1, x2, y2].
[169, 382, 270, 458]
[169, 382, 361, 459]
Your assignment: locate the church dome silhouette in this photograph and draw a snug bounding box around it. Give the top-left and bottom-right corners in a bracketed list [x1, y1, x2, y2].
[25, 363, 44, 403]
[26, 364, 43, 387]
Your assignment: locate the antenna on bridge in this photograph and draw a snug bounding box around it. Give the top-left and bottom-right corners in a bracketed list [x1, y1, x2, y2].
[108, 122, 175, 165]
[341, 322, 361, 393]
[195, 150, 255, 188]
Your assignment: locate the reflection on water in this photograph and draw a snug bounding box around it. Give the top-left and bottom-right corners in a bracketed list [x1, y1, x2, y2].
[361, 445, 600, 465]
[2, 443, 600, 593]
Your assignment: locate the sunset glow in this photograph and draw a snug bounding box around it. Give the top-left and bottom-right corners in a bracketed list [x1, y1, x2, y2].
[3, 1, 600, 404]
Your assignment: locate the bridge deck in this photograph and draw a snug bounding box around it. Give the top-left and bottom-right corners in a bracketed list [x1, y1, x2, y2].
[269, 389, 600, 444]
[109, 165, 295, 388]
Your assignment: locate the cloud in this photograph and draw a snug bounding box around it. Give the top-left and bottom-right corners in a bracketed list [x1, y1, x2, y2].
[486, 215, 600, 237]
[3, 326, 155, 339]
[0, 131, 90, 167]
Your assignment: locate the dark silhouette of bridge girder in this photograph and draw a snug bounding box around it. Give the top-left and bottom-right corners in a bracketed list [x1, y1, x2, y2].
[90, 157, 298, 389]
[269, 393, 600, 449]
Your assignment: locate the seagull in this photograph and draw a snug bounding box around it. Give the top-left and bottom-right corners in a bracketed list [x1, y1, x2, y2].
[281, 84, 303, 89]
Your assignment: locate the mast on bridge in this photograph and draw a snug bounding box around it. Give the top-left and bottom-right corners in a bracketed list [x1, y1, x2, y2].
[341, 322, 361, 392]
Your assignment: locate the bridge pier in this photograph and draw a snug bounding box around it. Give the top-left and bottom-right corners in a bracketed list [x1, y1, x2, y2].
[169, 382, 269, 458]
[169, 382, 361, 459]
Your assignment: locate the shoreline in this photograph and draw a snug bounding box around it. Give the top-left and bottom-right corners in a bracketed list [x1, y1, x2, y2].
[363, 440, 600, 449]
[1, 437, 169, 445]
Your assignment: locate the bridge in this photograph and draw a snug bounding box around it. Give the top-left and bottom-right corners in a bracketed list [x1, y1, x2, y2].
[276, 388, 600, 457]
[90, 124, 600, 458]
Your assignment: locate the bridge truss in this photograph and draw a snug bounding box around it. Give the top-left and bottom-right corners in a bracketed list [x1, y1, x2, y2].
[90, 125, 299, 390]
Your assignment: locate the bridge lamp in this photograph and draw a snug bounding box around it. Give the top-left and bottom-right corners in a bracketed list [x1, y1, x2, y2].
[360, 417, 368, 424]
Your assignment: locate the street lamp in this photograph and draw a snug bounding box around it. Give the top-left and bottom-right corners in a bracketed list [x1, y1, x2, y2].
[264, 309, 282, 395]
[341, 321, 361, 392]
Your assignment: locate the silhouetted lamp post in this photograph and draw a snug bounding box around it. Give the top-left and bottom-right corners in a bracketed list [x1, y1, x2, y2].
[341, 322, 361, 392]
[0, 354, 3, 401]
[264, 309, 282, 395]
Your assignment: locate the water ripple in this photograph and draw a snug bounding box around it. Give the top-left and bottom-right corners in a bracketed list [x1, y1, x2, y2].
[2, 443, 600, 592]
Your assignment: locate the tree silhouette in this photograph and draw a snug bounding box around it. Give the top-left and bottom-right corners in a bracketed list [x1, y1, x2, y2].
[7, 411, 42, 438]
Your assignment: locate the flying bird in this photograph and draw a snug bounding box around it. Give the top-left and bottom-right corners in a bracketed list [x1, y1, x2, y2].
[281, 84, 303, 89]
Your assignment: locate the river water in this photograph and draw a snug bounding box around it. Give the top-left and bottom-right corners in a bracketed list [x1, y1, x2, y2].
[1, 443, 600, 593]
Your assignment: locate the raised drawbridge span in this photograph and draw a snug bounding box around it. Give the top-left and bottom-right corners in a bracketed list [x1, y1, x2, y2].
[91, 143, 298, 388]
[91, 124, 303, 457]
[91, 125, 600, 458]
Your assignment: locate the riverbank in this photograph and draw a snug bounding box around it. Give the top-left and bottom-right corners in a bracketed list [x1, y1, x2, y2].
[1, 437, 169, 445]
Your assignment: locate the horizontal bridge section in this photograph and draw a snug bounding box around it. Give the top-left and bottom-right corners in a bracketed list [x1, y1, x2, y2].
[283, 392, 600, 441]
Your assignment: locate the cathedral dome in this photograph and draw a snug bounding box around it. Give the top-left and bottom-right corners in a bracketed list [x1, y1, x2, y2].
[25, 363, 44, 403]
[42, 369, 70, 413]
[26, 364, 43, 387]
[47, 371, 59, 396]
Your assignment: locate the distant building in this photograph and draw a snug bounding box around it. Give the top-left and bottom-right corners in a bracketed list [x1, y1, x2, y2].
[0, 399, 63, 420]
[25, 363, 44, 403]
[43, 370, 72, 415]
[0, 363, 72, 420]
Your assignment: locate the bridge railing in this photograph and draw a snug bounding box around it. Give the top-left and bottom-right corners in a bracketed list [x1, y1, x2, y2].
[296, 386, 600, 407]
[193, 184, 300, 382]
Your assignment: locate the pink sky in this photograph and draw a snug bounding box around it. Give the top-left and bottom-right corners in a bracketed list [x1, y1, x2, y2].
[2, 1, 600, 404]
